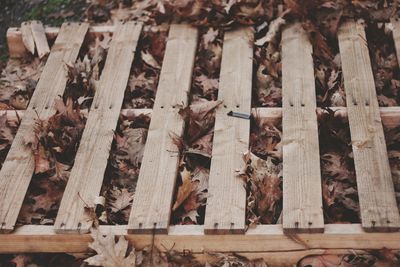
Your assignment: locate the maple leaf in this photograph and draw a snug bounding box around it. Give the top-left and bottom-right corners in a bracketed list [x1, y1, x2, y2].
[85, 230, 137, 267]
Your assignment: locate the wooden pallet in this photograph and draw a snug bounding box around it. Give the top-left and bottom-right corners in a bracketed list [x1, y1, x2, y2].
[2, 19, 400, 265]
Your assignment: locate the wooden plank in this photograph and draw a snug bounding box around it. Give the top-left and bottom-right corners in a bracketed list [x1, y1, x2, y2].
[0, 23, 89, 233]
[204, 27, 253, 234]
[391, 19, 400, 63]
[253, 106, 400, 129]
[281, 23, 324, 233]
[338, 20, 400, 232]
[1, 224, 400, 253]
[30, 21, 50, 59]
[54, 22, 142, 234]
[127, 24, 198, 234]
[20, 21, 35, 55]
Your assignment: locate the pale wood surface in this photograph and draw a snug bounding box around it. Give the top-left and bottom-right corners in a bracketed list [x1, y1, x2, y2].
[54, 22, 142, 234]
[392, 19, 400, 64]
[338, 21, 400, 232]
[281, 23, 324, 233]
[0, 23, 89, 233]
[1, 224, 400, 254]
[20, 22, 35, 55]
[204, 27, 253, 234]
[127, 24, 198, 234]
[253, 107, 400, 128]
[30, 21, 50, 59]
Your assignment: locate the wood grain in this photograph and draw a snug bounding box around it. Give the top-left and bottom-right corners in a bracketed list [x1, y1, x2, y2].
[0, 23, 89, 233]
[204, 27, 253, 234]
[30, 21, 50, 59]
[1, 224, 400, 254]
[20, 21, 35, 55]
[392, 19, 400, 64]
[281, 23, 324, 233]
[54, 22, 142, 234]
[127, 24, 198, 234]
[338, 20, 400, 232]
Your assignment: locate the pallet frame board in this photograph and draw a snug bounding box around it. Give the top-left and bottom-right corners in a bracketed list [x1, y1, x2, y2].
[127, 24, 198, 234]
[1, 20, 400, 263]
[54, 21, 143, 234]
[338, 20, 400, 232]
[0, 224, 399, 266]
[281, 23, 324, 233]
[0, 22, 89, 233]
[204, 27, 253, 234]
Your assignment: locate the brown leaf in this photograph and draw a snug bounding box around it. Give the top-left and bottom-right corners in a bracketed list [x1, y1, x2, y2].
[172, 169, 199, 211]
[85, 230, 137, 267]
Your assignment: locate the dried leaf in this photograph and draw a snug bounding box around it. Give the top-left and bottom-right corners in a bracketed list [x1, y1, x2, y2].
[85, 230, 137, 267]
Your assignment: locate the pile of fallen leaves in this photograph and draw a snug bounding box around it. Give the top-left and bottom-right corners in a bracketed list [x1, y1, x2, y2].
[317, 108, 360, 223]
[367, 22, 400, 106]
[17, 37, 108, 225]
[122, 26, 168, 109]
[170, 28, 223, 225]
[0, 57, 45, 109]
[238, 116, 282, 226]
[99, 112, 150, 224]
[253, 15, 284, 107]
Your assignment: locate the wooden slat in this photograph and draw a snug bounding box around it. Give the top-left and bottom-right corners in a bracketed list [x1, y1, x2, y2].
[392, 19, 400, 64]
[30, 21, 50, 59]
[338, 20, 400, 232]
[281, 23, 324, 233]
[21, 22, 35, 55]
[0, 23, 89, 233]
[54, 22, 142, 234]
[1, 224, 400, 254]
[204, 27, 253, 234]
[127, 24, 198, 234]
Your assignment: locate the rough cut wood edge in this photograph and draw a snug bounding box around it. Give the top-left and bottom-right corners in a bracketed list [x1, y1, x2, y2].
[30, 21, 50, 59]
[0, 224, 399, 255]
[0, 23, 89, 234]
[204, 27, 253, 235]
[54, 22, 143, 234]
[338, 20, 400, 232]
[281, 23, 324, 233]
[20, 22, 35, 55]
[128, 24, 198, 234]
